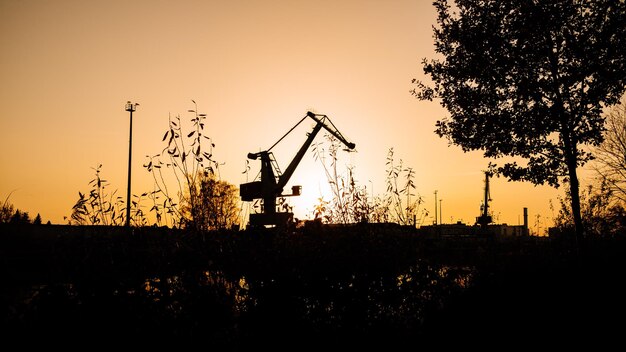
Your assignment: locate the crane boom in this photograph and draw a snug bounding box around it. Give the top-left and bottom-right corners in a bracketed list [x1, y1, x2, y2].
[307, 112, 355, 150]
[277, 112, 354, 190]
[276, 121, 324, 191]
[240, 111, 355, 227]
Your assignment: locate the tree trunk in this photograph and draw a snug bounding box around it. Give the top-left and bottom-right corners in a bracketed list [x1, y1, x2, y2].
[553, 65, 584, 249]
[560, 108, 584, 249]
[565, 153, 585, 249]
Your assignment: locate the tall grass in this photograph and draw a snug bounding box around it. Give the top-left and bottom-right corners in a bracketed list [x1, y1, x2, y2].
[313, 140, 425, 226]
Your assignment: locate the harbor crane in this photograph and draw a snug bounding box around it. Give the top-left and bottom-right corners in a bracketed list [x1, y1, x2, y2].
[475, 171, 493, 228]
[240, 111, 355, 227]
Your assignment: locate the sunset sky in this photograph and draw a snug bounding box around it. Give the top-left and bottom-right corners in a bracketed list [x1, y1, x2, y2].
[1, 0, 584, 232]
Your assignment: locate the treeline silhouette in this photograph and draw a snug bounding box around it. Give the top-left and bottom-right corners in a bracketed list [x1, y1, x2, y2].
[2, 224, 625, 348]
[0, 195, 45, 225]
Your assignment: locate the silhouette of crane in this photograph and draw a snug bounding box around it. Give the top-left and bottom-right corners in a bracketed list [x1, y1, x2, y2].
[475, 171, 493, 228]
[240, 111, 355, 227]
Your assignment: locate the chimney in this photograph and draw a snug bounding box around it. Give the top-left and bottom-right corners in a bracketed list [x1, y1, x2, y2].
[523, 207, 528, 233]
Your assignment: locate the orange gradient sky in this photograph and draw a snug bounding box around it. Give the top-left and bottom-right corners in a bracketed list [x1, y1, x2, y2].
[1, 0, 588, 232]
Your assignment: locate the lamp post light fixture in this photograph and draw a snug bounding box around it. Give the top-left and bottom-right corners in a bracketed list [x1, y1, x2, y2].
[125, 101, 139, 227]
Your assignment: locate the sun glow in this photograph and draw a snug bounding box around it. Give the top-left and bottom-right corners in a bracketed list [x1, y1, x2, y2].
[284, 135, 357, 222]
[288, 170, 333, 221]
[1, 1, 562, 228]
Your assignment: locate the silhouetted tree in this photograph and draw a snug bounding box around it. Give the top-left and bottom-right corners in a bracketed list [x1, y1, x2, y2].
[595, 98, 626, 203]
[413, 0, 626, 244]
[553, 178, 626, 237]
[0, 195, 15, 223]
[10, 209, 30, 224]
[180, 171, 240, 230]
[33, 213, 42, 225]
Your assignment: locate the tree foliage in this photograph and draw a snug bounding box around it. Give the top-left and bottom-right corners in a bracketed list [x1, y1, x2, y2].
[0, 193, 15, 223]
[552, 178, 626, 237]
[180, 171, 240, 231]
[595, 99, 626, 202]
[9, 209, 30, 224]
[414, 0, 626, 240]
[0, 193, 42, 225]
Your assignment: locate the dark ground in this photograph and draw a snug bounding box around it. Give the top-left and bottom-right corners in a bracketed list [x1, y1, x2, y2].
[1, 224, 624, 349]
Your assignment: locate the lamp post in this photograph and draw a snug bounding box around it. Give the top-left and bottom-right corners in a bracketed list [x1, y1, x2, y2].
[434, 190, 438, 225]
[439, 199, 443, 225]
[125, 101, 139, 227]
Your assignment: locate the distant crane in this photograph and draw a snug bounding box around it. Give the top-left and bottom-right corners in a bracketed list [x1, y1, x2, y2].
[475, 171, 493, 228]
[240, 111, 355, 227]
